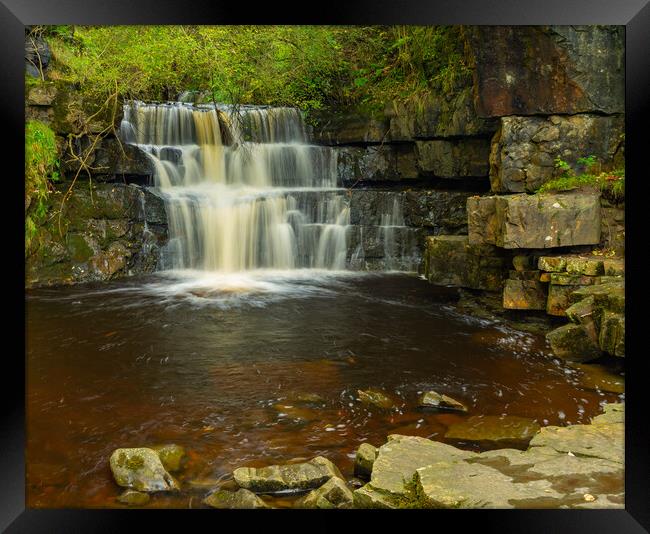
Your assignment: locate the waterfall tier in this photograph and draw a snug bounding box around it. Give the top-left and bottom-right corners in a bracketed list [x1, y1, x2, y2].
[120, 101, 348, 272]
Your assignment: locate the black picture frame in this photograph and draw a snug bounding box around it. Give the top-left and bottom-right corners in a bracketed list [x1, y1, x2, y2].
[5, 1, 648, 531]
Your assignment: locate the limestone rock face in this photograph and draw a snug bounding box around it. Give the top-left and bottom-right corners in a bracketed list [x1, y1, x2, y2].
[467, 192, 601, 249]
[311, 112, 389, 145]
[424, 235, 509, 292]
[203, 488, 269, 509]
[387, 86, 497, 140]
[233, 456, 343, 493]
[109, 448, 179, 492]
[415, 138, 490, 178]
[294, 477, 354, 509]
[465, 26, 624, 117]
[336, 145, 417, 184]
[26, 183, 168, 288]
[489, 114, 624, 193]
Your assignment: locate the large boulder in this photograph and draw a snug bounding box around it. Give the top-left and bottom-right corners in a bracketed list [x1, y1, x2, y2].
[467, 192, 601, 249]
[424, 235, 509, 291]
[464, 26, 624, 117]
[489, 114, 624, 193]
[353, 435, 475, 508]
[233, 456, 344, 493]
[109, 448, 179, 492]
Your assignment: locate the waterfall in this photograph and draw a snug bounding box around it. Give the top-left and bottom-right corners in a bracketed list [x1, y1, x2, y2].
[120, 101, 348, 273]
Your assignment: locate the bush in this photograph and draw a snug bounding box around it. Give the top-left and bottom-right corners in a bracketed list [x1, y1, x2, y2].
[25, 120, 59, 254]
[536, 156, 624, 203]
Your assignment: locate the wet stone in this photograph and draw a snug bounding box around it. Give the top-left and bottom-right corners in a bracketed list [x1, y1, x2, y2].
[503, 280, 547, 310]
[151, 444, 186, 473]
[357, 389, 396, 410]
[444, 415, 541, 449]
[109, 447, 179, 492]
[117, 489, 150, 506]
[566, 257, 604, 276]
[354, 443, 379, 478]
[233, 456, 344, 493]
[418, 391, 468, 413]
[546, 323, 602, 363]
[538, 256, 567, 272]
[294, 477, 354, 509]
[203, 488, 270, 509]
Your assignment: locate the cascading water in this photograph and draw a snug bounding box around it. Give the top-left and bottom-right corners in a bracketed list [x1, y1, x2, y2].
[120, 101, 349, 273]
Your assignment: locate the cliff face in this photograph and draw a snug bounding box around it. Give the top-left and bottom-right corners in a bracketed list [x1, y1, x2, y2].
[25, 26, 625, 301]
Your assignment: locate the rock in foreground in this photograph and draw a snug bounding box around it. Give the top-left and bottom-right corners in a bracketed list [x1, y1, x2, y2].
[109, 447, 179, 492]
[294, 477, 354, 509]
[233, 456, 344, 493]
[354, 443, 378, 478]
[203, 488, 270, 509]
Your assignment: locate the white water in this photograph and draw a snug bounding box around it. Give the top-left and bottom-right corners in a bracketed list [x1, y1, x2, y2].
[120, 102, 350, 274]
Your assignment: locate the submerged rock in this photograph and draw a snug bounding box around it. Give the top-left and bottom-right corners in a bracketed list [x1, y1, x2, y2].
[151, 444, 186, 473]
[203, 488, 269, 509]
[418, 391, 468, 413]
[354, 443, 379, 478]
[357, 389, 396, 410]
[117, 489, 150, 506]
[109, 447, 179, 492]
[294, 477, 354, 509]
[233, 456, 344, 493]
[444, 415, 541, 449]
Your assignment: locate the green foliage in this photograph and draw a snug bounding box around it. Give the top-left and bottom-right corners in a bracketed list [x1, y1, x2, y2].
[537, 156, 625, 203]
[25, 120, 59, 254]
[43, 25, 470, 116]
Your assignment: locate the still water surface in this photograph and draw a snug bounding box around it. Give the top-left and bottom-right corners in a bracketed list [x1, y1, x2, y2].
[26, 272, 621, 507]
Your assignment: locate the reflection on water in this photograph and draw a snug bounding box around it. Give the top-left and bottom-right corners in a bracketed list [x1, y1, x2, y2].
[26, 273, 622, 508]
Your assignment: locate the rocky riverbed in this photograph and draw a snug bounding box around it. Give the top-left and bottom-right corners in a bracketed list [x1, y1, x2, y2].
[106, 402, 623, 509]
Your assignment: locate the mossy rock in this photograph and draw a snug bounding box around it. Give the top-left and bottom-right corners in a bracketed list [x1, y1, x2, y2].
[354, 443, 378, 478]
[546, 323, 602, 362]
[203, 488, 269, 509]
[357, 389, 397, 410]
[151, 444, 186, 473]
[109, 447, 179, 492]
[294, 477, 354, 509]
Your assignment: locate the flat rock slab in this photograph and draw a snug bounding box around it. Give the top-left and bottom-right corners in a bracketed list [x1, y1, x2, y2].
[416, 460, 562, 508]
[467, 192, 601, 249]
[109, 448, 178, 492]
[204, 488, 270, 509]
[233, 456, 343, 493]
[353, 435, 475, 508]
[529, 422, 624, 464]
[445, 415, 541, 449]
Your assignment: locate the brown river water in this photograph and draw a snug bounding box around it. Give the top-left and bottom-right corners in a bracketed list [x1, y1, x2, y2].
[26, 271, 622, 508]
